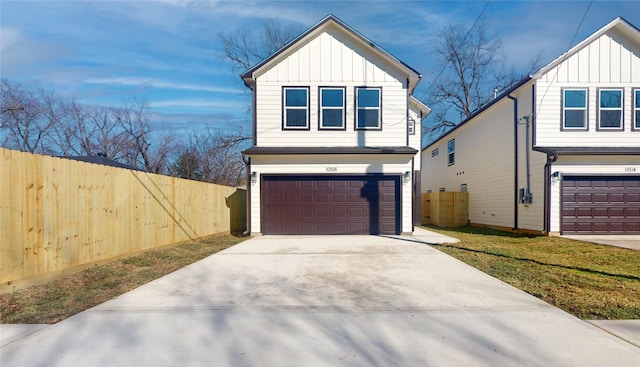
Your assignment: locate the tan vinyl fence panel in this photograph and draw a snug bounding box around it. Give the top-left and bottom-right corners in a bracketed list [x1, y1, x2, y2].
[0, 148, 243, 289]
[421, 192, 469, 227]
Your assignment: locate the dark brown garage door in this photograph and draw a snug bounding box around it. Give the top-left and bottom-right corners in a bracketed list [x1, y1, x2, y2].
[261, 175, 400, 235]
[562, 176, 640, 234]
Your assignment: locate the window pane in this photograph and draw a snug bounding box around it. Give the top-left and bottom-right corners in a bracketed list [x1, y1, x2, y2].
[600, 110, 621, 128]
[322, 89, 343, 107]
[636, 90, 640, 108]
[286, 109, 307, 127]
[600, 90, 621, 108]
[448, 152, 455, 165]
[564, 90, 586, 108]
[565, 110, 586, 128]
[358, 109, 379, 128]
[286, 89, 307, 107]
[357, 89, 379, 107]
[322, 109, 343, 127]
[448, 140, 455, 154]
[636, 111, 640, 128]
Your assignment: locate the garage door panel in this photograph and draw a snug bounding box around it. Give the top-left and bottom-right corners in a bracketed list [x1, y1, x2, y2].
[262, 175, 400, 235]
[333, 194, 348, 203]
[562, 176, 640, 234]
[299, 207, 314, 218]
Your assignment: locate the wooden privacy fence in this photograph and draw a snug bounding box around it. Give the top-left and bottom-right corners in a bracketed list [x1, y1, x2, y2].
[422, 192, 469, 227]
[0, 148, 245, 291]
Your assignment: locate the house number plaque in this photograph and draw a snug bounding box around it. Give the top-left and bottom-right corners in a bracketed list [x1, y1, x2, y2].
[326, 167, 338, 172]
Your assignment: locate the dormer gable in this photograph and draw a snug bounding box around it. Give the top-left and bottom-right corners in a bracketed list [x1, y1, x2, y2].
[241, 15, 422, 92]
[532, 17, 640, 83]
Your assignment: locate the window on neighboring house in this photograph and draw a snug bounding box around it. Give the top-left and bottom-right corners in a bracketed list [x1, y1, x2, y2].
[598, 88, 623, 130]
[408, 117, 415, 135]
[634, 89, 640, 130]
[283, 87, 309, 129]
[356, 87, 381, 129]
[563, 89, 587, 129]
[319, 87, 345, 129]
[447, 139, 455, 166]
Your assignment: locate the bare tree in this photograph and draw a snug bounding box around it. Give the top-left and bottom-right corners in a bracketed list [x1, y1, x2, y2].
[424, 19, 542, 141]
[218, 20, 302, 72]
[115, 99, 178, 174]
[0, 79, 56, 153]
[169, 149, 203, 181]
[170, 129, 250, 186]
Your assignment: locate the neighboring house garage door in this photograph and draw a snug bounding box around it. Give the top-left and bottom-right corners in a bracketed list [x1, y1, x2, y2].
[261, 175, 400, 235]
[561, 176, 640, 234]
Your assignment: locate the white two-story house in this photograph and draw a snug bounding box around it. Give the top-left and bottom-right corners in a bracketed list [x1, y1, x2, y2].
[422, 17, 640, 235]
[242, 15, 430, 235]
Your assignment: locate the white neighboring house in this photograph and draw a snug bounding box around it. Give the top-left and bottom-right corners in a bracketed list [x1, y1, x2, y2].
[242, 15, 430, 235]
[422, 17, 640, 235]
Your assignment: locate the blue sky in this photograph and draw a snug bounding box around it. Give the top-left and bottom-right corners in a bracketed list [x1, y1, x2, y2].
[2, 0, 639, 141]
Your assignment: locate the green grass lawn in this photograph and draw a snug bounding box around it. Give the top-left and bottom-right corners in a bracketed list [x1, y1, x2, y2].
[424, 225, 640, 320]
[1, 234, 245, 324]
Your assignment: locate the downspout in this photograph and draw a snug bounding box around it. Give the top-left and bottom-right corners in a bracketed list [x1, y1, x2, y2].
[507, 94, 519, 231]
[242, 153, 251, 235]
[245, 78, 257, 235]
[543, 152, 558, 235]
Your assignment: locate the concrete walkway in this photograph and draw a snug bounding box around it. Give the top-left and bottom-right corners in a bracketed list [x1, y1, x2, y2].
[2, 230, 639, 366]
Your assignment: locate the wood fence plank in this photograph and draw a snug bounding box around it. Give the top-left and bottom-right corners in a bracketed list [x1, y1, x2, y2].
[0, 149, 14, 283]
[1, 148, 244, 290]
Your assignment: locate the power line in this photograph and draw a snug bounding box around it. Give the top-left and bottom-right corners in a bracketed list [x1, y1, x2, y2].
[536, 0, 594, 112]
[420, 0, 490, 100]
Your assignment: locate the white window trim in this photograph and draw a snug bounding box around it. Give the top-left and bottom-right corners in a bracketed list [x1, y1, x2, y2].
[319, 87, 345, 130]
[283, 87, 309, 130]
[562, 88, 588, 130]
[634, 89, 640, 130]
[597, 88, 623, 130]
[355, 87, 381, 130]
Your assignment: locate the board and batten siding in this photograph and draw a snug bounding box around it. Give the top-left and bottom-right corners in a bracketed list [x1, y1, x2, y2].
[408, 105, 422, 167]
[535, 28, 640, 147]
[254, 30, 409, 148]
[422, 85, 545, 232]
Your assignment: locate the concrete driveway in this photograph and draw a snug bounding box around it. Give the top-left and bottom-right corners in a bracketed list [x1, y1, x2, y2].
[2, 230, 639, 366]
[563, 235, 640, 251]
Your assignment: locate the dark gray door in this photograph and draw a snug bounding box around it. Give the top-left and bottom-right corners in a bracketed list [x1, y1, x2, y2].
[561, 176, 640, 234]
[261, 175, 400, 235]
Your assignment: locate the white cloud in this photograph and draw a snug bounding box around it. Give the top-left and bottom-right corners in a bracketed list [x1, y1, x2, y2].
[0, 27, 68, 76]
[149, 98, 246, 110]
[85, 77, 243, 94]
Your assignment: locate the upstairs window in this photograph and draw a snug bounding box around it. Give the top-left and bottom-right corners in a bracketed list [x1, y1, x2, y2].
[447, 139, 455, 166]
[562, 89, 587, 129]
[319, 87, 345, 130]
[634, 89, 640, 130]
[598, 89, 623, 130]
[283, 87, 309, 129]
[356, 87, 381, 130]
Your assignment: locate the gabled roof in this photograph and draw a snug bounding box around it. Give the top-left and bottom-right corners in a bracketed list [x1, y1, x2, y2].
[241, 14, 422, 92]
[409, 95, 431, 118]
[532, 17, 640, 79]
[421, 76, 532, 151]
[61, 155, 143, 171]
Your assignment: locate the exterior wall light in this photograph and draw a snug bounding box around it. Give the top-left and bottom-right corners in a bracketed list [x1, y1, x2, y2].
[250, 172, 257, 184]
[403, 171, 411, 184]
